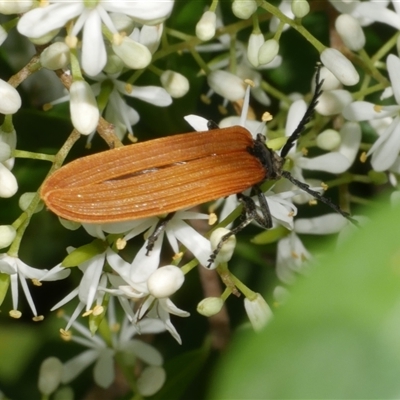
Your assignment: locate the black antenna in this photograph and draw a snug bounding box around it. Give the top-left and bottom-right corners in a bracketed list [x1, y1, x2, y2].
[280, 65, 324, 158]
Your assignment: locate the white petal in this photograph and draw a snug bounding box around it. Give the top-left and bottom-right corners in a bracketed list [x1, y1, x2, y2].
[343, 101, 400, 121]
[387, 54, 400, 105]
[207, 70, 246, 102]
[370, 117, 400, 171]
[81, 10, 107, 76]
[121, 340, 163, 366]
[298, 152, 351, 173]
[338, 122, 361, 165]
[104, 0, 174, 25]
[17, 3, 82, 38]
[62, 349, 99, 384]
[315, 89, 353, 116]
[356, 2, 400, 29]
[184, 115, 209, 132]
[118, 83, 172, 106]
[285, 99, 307, 136]
[294, 214, 348, 234]
[93, 349, 115, 389]
[137, 366, 166, 396]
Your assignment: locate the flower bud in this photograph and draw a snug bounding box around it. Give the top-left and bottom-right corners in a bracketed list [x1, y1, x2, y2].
[232, 0, 258, 19]
[0, 225, 16, 248]
[69, 80, 99, 135]
[160, 70, 189, 98]
[0, 25, 7, 46]
[0, 142, 11, 162]
[0, 0, 32, 14]
[315, 89, 353, 116]
[316, 129, 341, 150]
[110, 12, 135, 35]
[210, 228, 236, 264]
[140, 24, 163, 54]
[197, 297, 224, 317]
[258, 39, 279, 65]
[320, 48, 359, 86]
[313, 66, 341, 91]
[137, 366, 166, 397]
[147, 265, 185, 298]
[244, 293, 273, 331]
[19, 192, 43, 213]
[335, 14, 365, 51]
[207, 70, 246, 101]
[0, 163, 17, 197]
[38, 357, 63, 395]
[0, 79, 21, 115]
[40, 42, 70, 70]
[247, 32, 264, 67]
[103, 53, 125, 75]
[196, 11, 216, 41]
[291, 0, 310, 18]
[112, 35, 152, 70]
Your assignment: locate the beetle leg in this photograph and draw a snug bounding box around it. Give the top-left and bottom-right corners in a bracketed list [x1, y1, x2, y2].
[207, 189, 273, 267]
[146, 212, 176, 255]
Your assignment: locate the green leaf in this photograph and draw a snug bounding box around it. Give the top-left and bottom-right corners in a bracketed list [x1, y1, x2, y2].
[209, 198, 400, 399]
[62, 239, 107, 267]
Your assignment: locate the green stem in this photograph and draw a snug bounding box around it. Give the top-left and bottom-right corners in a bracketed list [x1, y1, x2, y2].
[12, 150, 55, 162]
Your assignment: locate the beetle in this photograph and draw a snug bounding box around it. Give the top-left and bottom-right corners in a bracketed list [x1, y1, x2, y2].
[41, 67, 354, 266]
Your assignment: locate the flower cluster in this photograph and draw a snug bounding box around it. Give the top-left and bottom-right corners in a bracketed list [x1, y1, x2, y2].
[0, 0, 399, 397]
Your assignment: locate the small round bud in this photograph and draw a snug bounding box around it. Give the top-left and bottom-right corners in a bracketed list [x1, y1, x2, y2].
[147, 265, 185, 298]
[40, 42, 70, 70]
[368, 170, 388, 185]
[258, 39, 279, 65]
[232, 0, 258, 19]
[196, 11, 216, 41]
[316, 129, 341, 150]
[210, 227, 236, 264]
[247, 32, 264, 67]
[69, 81, 99, 135]
[291, 0, 310, 18]
[0, 225, 16, 248]
[335, 14, 365, 51]
[197, 297, 224, 317]
[244, 293, 273, 331]
[38, 357, 63, 395]
[320, 48, 359, 86]
[160, 70, 189, 98]
[0, 163, 17, 198]
[207, 70, 246, 101]
[19, 192, 44, 213]
[103, 53, 125, 75]
[0, 79, 21, 115]
[112, 35, 152, 70]
[0, 142, 11, 162]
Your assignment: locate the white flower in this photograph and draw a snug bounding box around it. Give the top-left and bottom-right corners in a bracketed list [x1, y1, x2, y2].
[69, 80, 99, 135]
[343, 54, 400, 171]
[61, 298, 166, 390]
[17, 1, 174, 76]
[0, 79, 21, 115]
[247, 32, 265, 68]
[0, 163, 18, 198]
[244, 293, 273, 331]
[210, 228, 236, 266]
[207, 70, 246, 102]
[0, 254, 69, 318]
[112, 35, 152, 70]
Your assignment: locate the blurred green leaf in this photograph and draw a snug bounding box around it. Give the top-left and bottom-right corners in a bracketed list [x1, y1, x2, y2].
[209, 198, 400, 398]
[62, 239, 107, 267]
